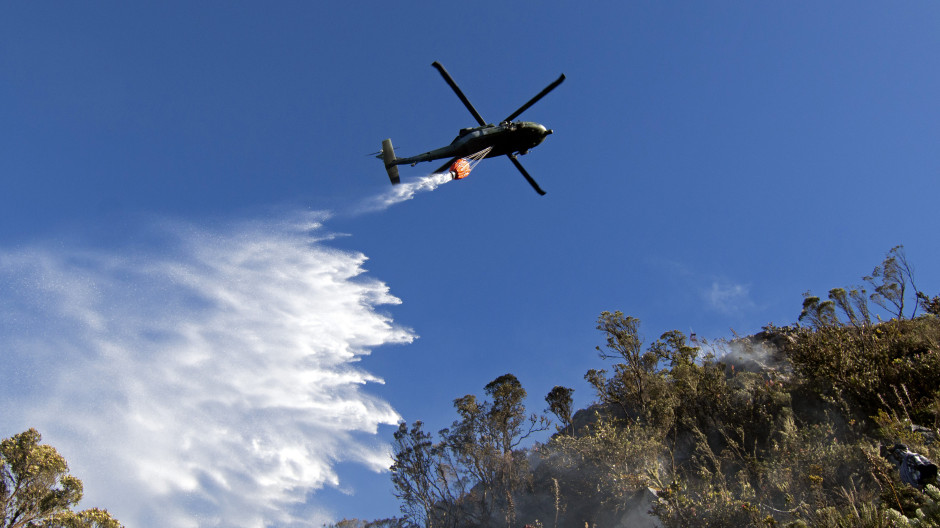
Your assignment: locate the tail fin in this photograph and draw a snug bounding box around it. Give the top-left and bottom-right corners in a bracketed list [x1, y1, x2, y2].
[380, 139, 400, 185]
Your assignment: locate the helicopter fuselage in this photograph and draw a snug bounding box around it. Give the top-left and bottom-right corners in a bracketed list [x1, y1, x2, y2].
[390, 121, 553, 167]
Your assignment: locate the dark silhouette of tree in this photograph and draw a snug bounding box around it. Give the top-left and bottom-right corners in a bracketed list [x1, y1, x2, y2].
[390, 375, 548, 528]
[545, 386, 574, 434]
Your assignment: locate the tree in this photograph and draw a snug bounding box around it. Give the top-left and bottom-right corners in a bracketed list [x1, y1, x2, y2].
[917, 292, 940, 316]
[864, 245, 920, 320]
[390, 422, 438, 528]
[799, 292, 839, 328]
[390, 421, 466, 528]
[587, 312, 667, 421]
[544, 386, 574, 435]
[390, 375, 548, 528]
[800, 246, 930, 327]
[447, 374, 548, 527]
[1, 428, 122, 528]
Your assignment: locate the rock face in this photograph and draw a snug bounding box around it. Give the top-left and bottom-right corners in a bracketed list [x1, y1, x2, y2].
[614, 488, 661, 528]
[882, 443, 940, 489]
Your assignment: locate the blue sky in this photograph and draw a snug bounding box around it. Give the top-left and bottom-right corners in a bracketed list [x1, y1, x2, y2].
[2, 2, 938, 526]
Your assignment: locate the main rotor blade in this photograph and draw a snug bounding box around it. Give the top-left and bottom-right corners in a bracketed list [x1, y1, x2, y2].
[502, 73, 566, 123]
[431, 61, 488, 127]
[508, 155, 546, 196]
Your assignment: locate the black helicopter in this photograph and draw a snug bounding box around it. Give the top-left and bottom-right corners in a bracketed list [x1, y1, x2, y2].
[379, 61, 564, 195]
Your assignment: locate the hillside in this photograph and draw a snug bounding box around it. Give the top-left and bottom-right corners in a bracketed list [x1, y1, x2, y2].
[334, 247, 940, 528]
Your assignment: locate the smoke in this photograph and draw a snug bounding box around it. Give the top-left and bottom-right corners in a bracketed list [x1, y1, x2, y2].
[0, 212, 415, 527]
[699, 336, 790, 375]
[704, 280, 755, 316]
[355, 172, 454, 213]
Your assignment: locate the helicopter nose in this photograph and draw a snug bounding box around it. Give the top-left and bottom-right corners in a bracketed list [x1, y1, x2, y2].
[530, 123, 550, 135]
[546, 129, 553, 135]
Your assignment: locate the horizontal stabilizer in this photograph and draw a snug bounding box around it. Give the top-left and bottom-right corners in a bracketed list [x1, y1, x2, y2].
[381, 138, 400, 185]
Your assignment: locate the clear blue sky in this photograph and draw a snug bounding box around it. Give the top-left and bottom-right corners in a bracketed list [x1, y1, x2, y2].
[2, 2, 938, 526]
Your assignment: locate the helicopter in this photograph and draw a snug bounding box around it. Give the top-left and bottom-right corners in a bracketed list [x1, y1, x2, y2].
[378, 61, 565, 195]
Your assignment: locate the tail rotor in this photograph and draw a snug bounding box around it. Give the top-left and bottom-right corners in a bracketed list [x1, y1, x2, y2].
[380, 139, 400, 185]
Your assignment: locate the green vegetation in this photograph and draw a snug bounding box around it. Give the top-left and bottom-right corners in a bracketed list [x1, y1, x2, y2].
[1, 428, 122, 528]
[360, 246, 940, 527]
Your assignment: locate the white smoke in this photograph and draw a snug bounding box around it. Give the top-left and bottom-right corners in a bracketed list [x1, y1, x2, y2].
[699, 337, 789, 375]
[0, 212, 415, 527]
[356, 172, 454, 213]
[704, 280, 755, 316]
